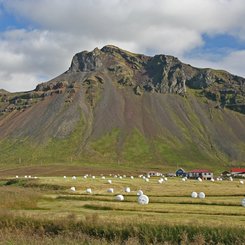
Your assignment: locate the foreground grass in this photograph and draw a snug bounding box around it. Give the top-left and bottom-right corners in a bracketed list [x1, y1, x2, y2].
[0, 213, 245, 245]
[1, 175, 245, 244]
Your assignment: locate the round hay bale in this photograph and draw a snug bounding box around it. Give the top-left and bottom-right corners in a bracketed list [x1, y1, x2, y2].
[123, 175, 126, 178]
[115, 194, 124, 201]
[16, 175, 19, 179]
[210, 178, 214, 182]
[70, 187, 76, 192]
[198, 192, 205, 199]
[138, 194, 149, 205]
[107, 179, 112, 184]
[239, 180, 244, 185]
[229, 177, 233, 181]
[125, 187, 131, 193]
[241, 198, 245, 207]
[86, 188, 92, 194]
[107, 188, 114, 193]
[198, 177, 202, 182]
[101, 176, 105, 179]
[137, 190, 144, 196]
[72, 176, 76, 180]
[164, 177, 168, 181]
[158, 179, 163, 184]
[182, 178, 186, 182]
[191, 192, 198, 198]
[83, 175, 87, 179]
[119, 176, 123, 179]
[63, 176, 67, 179]
[92, 176, 95, 179]
[130, 176, 134, 179]
[145, 178, 149, 182]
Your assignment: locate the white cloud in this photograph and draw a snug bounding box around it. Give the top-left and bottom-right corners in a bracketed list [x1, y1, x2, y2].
[182, 49, 245, 77]
[0, 0, 245, 91]
[0, 71, 38, 92]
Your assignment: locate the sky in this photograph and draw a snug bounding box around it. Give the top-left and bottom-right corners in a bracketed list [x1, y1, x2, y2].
[0, 0, 245, 92]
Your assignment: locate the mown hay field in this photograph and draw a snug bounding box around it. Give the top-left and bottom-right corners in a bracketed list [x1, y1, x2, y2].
[1, 173, 245, 244]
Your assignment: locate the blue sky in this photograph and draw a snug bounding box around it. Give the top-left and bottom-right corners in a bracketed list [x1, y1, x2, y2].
[0, 0, 245, 92]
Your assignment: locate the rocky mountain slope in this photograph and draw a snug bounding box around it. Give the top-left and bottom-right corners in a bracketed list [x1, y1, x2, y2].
[0, 45, 245, 167]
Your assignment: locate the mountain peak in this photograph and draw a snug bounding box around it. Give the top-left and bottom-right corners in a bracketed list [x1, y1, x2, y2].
[55, 45, 245, 114]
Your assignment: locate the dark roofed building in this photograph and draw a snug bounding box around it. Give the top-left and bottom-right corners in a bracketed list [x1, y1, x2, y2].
[176, 168, 186, 177]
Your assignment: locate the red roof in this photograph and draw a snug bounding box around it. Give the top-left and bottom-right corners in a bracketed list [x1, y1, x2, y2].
[189, 169, 210, 173]
[230, 168, 245, 173]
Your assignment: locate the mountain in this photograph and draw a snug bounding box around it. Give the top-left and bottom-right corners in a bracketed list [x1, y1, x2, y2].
[0, 45, 245, 168]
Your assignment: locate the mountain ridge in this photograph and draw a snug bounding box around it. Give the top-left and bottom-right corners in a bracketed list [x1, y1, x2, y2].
[0, 45, 245, 167]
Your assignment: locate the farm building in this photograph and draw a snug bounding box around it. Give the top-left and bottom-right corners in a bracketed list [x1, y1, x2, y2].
[176, 168, 186, 177]
[230, 168, 245, 177]
[147, 171, 162, 177]
[221, 170, 231, 177]
[187, 169, 213, 180]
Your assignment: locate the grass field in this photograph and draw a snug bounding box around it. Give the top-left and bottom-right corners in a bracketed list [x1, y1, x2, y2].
[1, 169, 245, 244]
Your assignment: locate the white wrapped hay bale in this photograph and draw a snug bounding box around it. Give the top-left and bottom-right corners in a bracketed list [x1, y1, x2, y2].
[86, 188, 92, 194]
[63, 176, 67, 179]
[210, 178, 214, 182]
[130, 176, 134, 179]
[107, 188, 114, 193]
[70, 187, 76, 192]
[164, 177, 168, 181]
[24, 175, 27, 178]
[197, 177, 202, 182]
[191, 192, 198, 198]
[123, 175, 126, 178]
[101, 176, 105, 179]
[92, 176, 95, 179]
[83, 175, 87, 179]
[125, 187, 131, 193]
[119, 176, 123, 179]
[158, 179, 163, 184]
[115, 194, 124, 201]
[72, 176, 76, 180]
[138, 194, 149, 205]
[198, 192, 205, 199]
[229, 177, 233, 181]
[107, 179, 112, 184]
[239, 180, 244, 185]
[16, 175, 19, 179]
[145, 178, 149, 182]
[137, 190, 144, 196]
[182, 178, 186, 182]
[241, 198, 245, 207]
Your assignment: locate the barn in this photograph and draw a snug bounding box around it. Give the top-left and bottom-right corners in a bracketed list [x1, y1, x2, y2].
[176, 168, 186, 177]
